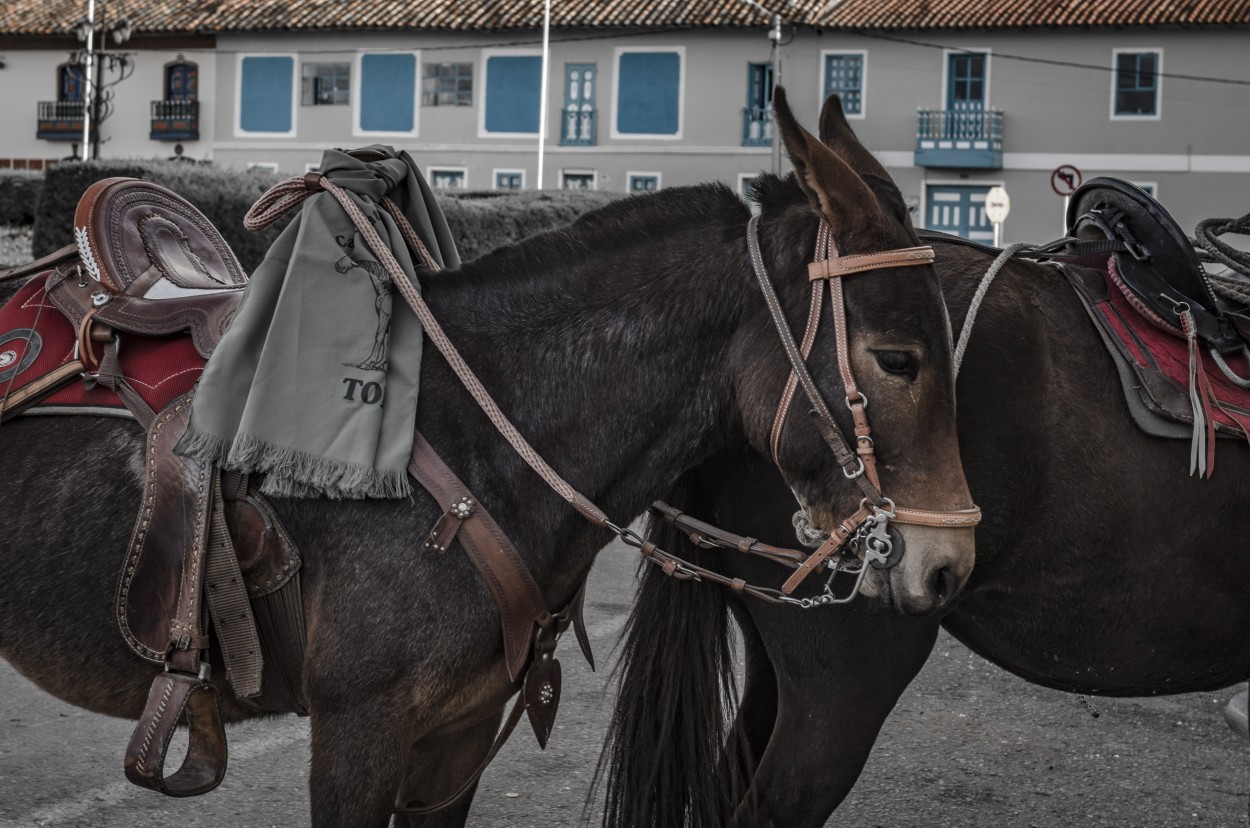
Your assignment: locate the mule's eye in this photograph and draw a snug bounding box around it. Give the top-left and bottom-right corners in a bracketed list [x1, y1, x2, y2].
[873, 349, 919, 379]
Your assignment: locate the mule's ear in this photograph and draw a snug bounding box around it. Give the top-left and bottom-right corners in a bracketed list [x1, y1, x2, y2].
[818, 93, 892, 181]
[774, 86, 882, 229]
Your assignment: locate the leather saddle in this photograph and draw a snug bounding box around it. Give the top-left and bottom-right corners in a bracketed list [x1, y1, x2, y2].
[0, 178, 306, 796]
[1066, 176, 1250, 354]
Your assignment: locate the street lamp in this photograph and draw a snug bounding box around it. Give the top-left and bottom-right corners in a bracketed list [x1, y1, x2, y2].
[73, 0, 134, 161]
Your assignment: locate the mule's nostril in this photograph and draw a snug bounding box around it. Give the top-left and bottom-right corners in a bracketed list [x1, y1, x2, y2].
[931, 565, 957, 605]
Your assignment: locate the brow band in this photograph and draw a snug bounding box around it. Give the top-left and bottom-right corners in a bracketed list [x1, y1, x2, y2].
[807, 246, 936, 281]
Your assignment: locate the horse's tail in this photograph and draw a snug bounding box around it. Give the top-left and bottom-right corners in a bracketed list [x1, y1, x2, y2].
[596, 474, 738, 828]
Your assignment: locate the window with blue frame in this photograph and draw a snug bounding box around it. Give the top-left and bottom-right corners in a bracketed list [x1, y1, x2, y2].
[628, 173, 660, 193]
[614, 50, 682, 137]
[58, 63, 86, 101]
[483, 54, 541, 134]
[430, 168, 466, 190]
[562, 63, 596, 146]
[495, 170, 524, 190]
[823, 53, 864, 116]
[561, 170, 595, 190]
[358, 53, 417, 134]
[239, 55, 294, 134]
[743, 63, 773, 146]
[1114, 51, 1160, 116]
[947, 52, 987, 110]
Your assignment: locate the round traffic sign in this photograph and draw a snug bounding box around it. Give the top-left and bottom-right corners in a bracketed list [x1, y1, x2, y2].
[984, 186, 1011, 224]
[1051, 165, 1082, 197]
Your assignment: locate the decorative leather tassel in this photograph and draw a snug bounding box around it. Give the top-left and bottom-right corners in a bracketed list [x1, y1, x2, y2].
[1182, 310, 1216, 478]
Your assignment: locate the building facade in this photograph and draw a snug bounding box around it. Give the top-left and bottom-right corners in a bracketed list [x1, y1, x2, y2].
[2, 0, 1248, 243]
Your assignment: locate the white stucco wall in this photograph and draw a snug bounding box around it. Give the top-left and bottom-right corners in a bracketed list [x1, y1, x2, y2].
[0, 46, 216, 163]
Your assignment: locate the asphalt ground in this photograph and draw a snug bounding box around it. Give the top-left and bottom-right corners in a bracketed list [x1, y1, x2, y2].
[0, 541, 1246, 827]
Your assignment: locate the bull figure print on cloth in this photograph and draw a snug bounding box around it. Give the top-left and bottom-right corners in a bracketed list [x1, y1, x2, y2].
[335, 254, 393, 372]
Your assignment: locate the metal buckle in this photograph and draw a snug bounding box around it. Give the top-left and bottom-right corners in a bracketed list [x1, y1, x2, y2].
[842, 457, 865, 479]
[845, 392, 869, 411]
[163, 661, 212, 682]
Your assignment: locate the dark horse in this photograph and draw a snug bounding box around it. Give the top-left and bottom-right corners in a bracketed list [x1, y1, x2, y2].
[603, 97, 1250, 828]
[0, 93, 976, 826]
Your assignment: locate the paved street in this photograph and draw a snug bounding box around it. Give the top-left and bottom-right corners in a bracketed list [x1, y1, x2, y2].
[0, 541, 1246, 827]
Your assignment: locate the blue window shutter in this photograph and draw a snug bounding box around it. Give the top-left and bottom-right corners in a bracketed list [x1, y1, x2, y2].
[360, 53, 416, 132]
[240, 56, 293, 133]
[617, 52, 680, 135]
[485, 56, 542, 133]
[824, 54, 864, 115]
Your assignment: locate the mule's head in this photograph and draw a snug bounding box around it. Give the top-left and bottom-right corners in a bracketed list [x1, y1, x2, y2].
[734, 88, 975, 616]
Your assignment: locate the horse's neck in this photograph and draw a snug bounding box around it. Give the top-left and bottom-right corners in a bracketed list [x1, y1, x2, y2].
[416, 199, 753, 601]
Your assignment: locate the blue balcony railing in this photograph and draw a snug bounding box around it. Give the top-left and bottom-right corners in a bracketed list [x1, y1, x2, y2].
[36, 100, 85, 141]
[561, 108, 596, 146]
[742, 106, 772, 147]
[914, 108, 1003, 169]
[150, 99, 199, 141]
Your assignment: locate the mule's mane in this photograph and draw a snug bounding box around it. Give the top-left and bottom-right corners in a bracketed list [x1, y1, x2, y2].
[449, 182, 747, 287]
[431, 183, 753, 341]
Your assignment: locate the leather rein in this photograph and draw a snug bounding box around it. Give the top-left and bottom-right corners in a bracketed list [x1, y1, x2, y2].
[252, 174, 979, 610]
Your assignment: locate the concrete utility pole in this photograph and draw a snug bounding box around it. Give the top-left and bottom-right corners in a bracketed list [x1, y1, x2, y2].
[537, 0, 551, 190]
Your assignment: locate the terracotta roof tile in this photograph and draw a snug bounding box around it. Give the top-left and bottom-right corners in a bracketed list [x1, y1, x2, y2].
[3, 0, 1248, 36]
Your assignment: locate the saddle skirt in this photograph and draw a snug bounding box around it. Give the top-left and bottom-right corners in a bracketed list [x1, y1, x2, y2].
[1067, 258, 1250, 451]
[0, 276, 204, 419]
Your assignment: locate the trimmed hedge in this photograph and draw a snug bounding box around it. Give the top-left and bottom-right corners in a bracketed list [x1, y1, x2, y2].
[438, 189, 621, 261]
[0, 170, 45, 226]
[32, 161, 621, 272]
[33, 160, 286, 272]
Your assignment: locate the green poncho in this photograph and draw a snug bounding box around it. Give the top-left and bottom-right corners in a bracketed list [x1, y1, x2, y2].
[177, 146, 459, 498]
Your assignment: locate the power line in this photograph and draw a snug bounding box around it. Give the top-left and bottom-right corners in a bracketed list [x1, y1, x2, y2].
[847, 29, 1250, 87]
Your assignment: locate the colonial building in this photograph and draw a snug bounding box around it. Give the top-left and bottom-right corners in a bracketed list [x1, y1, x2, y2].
[1, 0, 1248, 241]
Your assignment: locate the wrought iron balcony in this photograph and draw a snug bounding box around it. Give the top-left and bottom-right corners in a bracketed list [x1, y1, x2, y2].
[150, 99, 199, 141]
[915, 108, 1003, 169]
[742, 106, 772, 148]
[560, 108, 596, 146]
[36, 100, 85, 141]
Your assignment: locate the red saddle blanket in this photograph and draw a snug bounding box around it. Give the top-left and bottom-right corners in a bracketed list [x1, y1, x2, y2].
[0, 275, 203, 416]
[1068, 256, 1250, 474]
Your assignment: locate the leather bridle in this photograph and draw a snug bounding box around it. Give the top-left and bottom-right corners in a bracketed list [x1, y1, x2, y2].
[736, 214, 982, 603]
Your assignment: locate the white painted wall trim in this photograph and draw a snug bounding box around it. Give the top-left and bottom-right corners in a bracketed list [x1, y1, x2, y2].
[868, 151, 1250, 173]
[213, 141, 770, 155]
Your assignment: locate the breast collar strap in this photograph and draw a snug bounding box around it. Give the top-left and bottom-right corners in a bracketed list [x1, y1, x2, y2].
[749, 215, 980, 594]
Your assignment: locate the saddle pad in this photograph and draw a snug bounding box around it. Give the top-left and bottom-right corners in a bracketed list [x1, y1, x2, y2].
[1066, 258, 1250, 438]
[0, 274, 203, 417]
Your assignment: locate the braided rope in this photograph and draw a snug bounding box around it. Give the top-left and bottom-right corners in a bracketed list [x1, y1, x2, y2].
[953, 243, 1029, 379]
[1191, 214, 1250, 303]
[313, 177, 595, 514]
